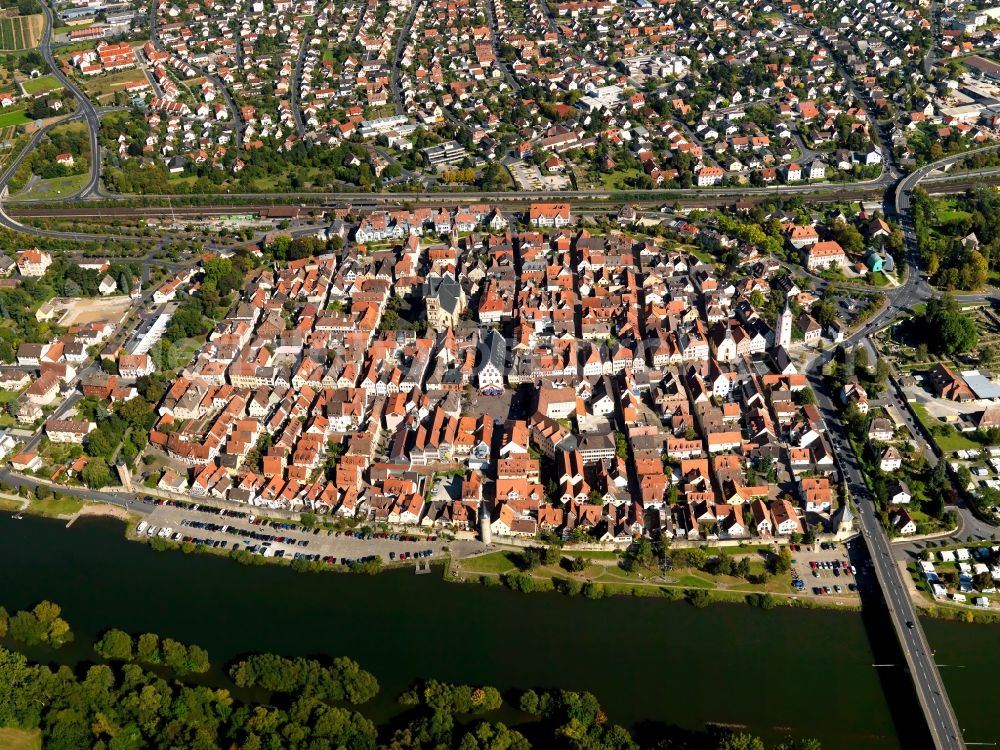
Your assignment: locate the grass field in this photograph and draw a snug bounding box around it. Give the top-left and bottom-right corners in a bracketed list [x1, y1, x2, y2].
[0, 727, 42, 750]
[0, 15, 44, 51]
[28, 495, 85, 518]
[9, 171, 90, 201]
[936, 208, 973, 224]
[568, 549, 619, 560]
[686, 246, 717, 264]
[0, 108, 30, 127]
[0, 496, 22, 511]
[600, 167, 643, 190]
[911, 402, 982, 452]
[81, 67, 147, 103]
[20, 73, 61, 96]
[457, 551, 518, 574]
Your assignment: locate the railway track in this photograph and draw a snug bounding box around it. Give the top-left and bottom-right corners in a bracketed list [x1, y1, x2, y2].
[2, 174, 993, 222]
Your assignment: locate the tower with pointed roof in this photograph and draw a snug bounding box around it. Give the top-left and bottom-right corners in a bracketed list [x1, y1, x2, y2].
[774, 296, 793, 351]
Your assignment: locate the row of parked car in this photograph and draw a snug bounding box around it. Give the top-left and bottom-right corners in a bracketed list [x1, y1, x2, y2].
[179, 518, 312, 548]
[389, 550, 434, 561]
[147, 496, 440, 543]
[810, 559, 857, 577]
[347, 530, 438, 542]
[813, 584, 856, 596]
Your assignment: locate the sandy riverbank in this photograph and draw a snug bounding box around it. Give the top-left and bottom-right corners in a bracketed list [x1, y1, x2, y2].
[71, 503, 134, 522]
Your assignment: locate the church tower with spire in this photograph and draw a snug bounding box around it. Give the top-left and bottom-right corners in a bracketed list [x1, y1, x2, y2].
[775, 297, 793, 350]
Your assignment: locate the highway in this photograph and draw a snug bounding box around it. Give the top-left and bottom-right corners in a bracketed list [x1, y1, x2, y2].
[38, 0, 102, 200]
[895, 144, 1000, 216]
[5, 176, 898, 204]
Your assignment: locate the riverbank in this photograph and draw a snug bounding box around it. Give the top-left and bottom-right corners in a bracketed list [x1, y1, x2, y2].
[1, 493, 85, 519]
[8, 496, 996, 625]
[449, 548, 863, 613]
[0, 629, 819, 750]
[65, 502, 134, 525]
[122, 508, 860, 613]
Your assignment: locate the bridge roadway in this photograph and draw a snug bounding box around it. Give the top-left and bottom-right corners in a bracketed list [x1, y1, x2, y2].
[798, 149, 984, 749]
[810, 339, 965, 749]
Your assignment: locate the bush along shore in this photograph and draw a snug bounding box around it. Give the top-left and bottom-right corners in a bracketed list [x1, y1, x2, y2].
[0, 603, 825, 750]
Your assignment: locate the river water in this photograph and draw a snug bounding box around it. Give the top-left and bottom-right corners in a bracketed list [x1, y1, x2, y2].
[0, 513, 990, 748]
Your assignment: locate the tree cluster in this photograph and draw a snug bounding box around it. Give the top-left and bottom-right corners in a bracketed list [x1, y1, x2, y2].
[93, 630, 209, 675]
[0, 647, 377, 750]
[229, 653, 379, 705]
[0, 601, 72, 648]
[165, 294, 215, 343]
[0, 631, 826, 750]
[920, 295, 979, 355]
[914, 188, 997, 291]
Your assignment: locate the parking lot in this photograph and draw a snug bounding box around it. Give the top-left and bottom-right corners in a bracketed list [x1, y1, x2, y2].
[140, 501, 487, 567]
[791, 541, 865, 599]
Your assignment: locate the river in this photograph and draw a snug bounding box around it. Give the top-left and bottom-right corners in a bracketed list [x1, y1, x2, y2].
[0, 513, 990, 748]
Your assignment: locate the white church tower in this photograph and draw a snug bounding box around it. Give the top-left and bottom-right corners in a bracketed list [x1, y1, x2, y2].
[775, 297, 793, 350]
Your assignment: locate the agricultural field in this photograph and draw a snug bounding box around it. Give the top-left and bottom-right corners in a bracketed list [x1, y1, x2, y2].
[0, 727, 42, 750]
[0, 14, 44, 51]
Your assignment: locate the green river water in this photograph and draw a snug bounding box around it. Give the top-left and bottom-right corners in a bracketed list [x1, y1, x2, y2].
[0, 513, 993, 748]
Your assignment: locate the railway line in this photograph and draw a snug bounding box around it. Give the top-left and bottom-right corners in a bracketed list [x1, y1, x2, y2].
[2, 170, 996, 222]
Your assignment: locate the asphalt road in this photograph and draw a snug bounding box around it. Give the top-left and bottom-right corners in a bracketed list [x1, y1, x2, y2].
[390, 0, 420, 116]
[894, 144, 1000, 216]
[38, 0, 102, 199]
[807, 343, 965, 749]
[289, 13, 313, 138]
[802, 174, 969, 747]
[0, 469, 151, 514]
